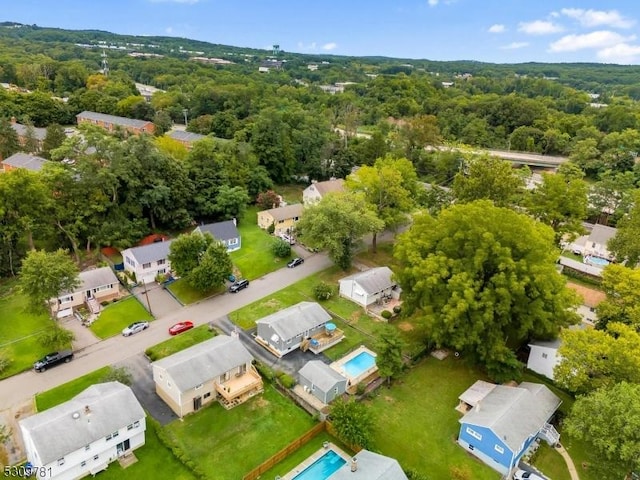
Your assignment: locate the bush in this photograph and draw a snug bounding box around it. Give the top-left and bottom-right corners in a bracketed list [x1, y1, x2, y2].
[314, 281, 334, 301]
[0, 350, 12, 375]
[39, 325, 75, 350]
[393, 305, 402, 314]
[272, 238, 291, 258]
[267, 223, 275, 235]
[381, 310, 392, 319]
[278, 373, 296, 389]
[102, 366, 133, 386]
[254, 361, 276, 381]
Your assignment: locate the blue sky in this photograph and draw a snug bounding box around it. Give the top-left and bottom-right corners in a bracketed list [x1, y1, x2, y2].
[4, 0, 640, 64]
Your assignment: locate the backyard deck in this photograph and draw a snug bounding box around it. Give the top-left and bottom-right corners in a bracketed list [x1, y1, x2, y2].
[301, 328, 345, 354]
[216, 367, 264, 409]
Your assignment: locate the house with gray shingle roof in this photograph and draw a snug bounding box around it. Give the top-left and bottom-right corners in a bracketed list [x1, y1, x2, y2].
[167, 130, 207, 148]
[52, 267, 120, 318]
[339, 267, 399, 309]
[76, 111, 154, 135]
[1, 152, 49, 172]
[19, 382, 146, 480]
[256, 302, 332, 357]
[10, 120, 47, 152]
[302, 178, 345, 205]
[298, 360, 347, 404]
[257, 203, 303, 236]
[152, 334, 263, 416]
[583, 224, 616, 260]
[457, 381, 561, 475]
[194, 219, 241, 252]
[121, 239, 173, 284]
[330, 449, 408, 480]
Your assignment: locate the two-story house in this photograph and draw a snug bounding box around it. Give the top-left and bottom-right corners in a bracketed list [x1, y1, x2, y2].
[257, 203, 303, 236]
[52, 267, 120, 318]
[76, 111, 155, 135]
[152, 334, 263, 416]
[193, 219, 241, 252]
[302, 179, 345, 205]
[19, 382, 146, 480]
[121, 240, 173, 284]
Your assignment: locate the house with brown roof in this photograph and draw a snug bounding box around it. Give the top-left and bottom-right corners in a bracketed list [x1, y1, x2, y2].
[76, 111, 154, 135]
[257, 203, 303, 236]
[566, 281, 606, 325]
[302, 179, 345, 205]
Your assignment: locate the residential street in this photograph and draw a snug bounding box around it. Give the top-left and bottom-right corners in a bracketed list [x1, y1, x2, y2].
[0, 251, 333, 412]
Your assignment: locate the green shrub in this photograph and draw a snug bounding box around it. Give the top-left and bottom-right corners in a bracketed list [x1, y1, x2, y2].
[393, 305, 402, 314]
[272, 238, 292, 258]
[381, 310, 392, 319]
[267, 222, 275, 235]
[314, 281, 334, 301]
[0, 350, 12, 374]
[356, 382, 367, 395]
[279, 373, 296, 389]
[255, 361, 276, 381]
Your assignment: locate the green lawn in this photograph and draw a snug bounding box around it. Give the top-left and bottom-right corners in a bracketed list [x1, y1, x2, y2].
[166, 278, 225, 305]
[35, 366, 112, 411]
[560, 251, 583, 263]
[275, 183, 305, 204]
[90, 296, 153, 339]
[0, 281, 58, 379]
[163, 384, 316, 480]
[532, 444, 571, 480]
[145, 325, 216, 361]
[364, 357, 499, 480]
[259, 432, 353, 479]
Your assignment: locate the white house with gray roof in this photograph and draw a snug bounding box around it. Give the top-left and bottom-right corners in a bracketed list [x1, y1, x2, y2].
[339, 267, 399, 309]
[122, 239, 173, 284]
[193, 219, 241, 252]
[19, 382, 145, 480]
[458, 381, 561, 474]
[52, 267, 120, 318]
[330, 449, 408, 480]
[298, 360, 347, 404]
[255, 302, 332, 357]
[152, 334, 263, 416]
[583, 224, 616, 260]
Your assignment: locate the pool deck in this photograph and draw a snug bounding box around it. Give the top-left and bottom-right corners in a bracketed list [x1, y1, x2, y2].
[330, 345, 379, 387]
[281, 442, 351, 480]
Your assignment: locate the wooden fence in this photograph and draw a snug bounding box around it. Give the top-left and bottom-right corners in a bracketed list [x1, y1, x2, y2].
[242, 421, 327, 480]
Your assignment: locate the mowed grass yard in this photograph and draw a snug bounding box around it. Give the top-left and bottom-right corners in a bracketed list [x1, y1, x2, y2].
[90, 296, 153, 339]
[0, 281, 57, 379]
[364, 356, 499, 480]
[167, 278, 225, 305]
[230, 206, 292, 280]
[145, 325, 216, 361]
[164, 384, 316, 480]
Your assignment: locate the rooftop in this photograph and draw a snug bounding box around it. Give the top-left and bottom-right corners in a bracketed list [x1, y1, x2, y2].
[298, 360, 346, 392]
[77, 111, 153, 129]
[167, 130, 207, 143]
[257, 302, 331, 341]
[1, 152, 49, 172]
[122, 239, 173, 265]
[260, 203, 303, 222]
[339, 267, 396, 295]
[194, 220, 239, 242]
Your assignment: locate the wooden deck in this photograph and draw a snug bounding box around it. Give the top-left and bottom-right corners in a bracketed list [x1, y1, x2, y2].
[216, 367, 264, 409]
[301, 329, 345, 354]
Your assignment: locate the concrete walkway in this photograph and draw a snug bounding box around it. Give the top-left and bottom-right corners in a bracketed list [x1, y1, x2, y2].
[556, 443, 580, 480]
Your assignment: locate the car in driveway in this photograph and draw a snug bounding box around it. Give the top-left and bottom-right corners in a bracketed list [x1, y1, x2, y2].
[287, 257, 304, 268]
[228, 279, 249, 293]
[513, 470, 545, 480]
[168, 321, 194, 335]
[122, 321, 150, 337]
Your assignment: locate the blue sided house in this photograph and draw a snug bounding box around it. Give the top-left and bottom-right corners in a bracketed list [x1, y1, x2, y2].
[457, 381, 561, 475]
[193, 220, 241, 252]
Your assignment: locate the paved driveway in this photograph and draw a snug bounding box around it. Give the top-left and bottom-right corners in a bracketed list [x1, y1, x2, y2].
[115, 354, 178, 425]
[133, 283, 182, 317]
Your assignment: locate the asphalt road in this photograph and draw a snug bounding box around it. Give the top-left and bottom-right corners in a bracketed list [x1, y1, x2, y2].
[0, 251, 333, 411]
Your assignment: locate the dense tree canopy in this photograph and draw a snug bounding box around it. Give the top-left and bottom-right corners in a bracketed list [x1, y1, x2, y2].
[596, 264, 640, 330]
[394, 201, 580, 381]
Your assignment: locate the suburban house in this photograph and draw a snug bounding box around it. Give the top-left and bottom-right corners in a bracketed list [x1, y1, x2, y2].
[583, 224, 617, 260]
[193, 219, 241, 252]
[53, 267, 120, 318]
[257, 203, 303, 236]
[76, 111, 155, 135]
[19, 382, 145, 480]
[121, 240, 173, 284]
[298, 360, 347, 404]
[457, 381, 561, 474]
[1, 152, 49, 172]
[339, 267, 399, 309]
[255, 302, 337, 357]
[10, 118, 47, 152]
[151, 334, 263, 416]
[566, 281, 606, 325]
[166, 130, 207, 149]
[302, 178, 345, 205]
[329, 449, 408, 480]
[526, 339, 562, 380]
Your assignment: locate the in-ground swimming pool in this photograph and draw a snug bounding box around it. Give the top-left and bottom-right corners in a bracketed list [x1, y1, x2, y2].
[343, 351, 376, 378]
[585, 255, 610, 266]
[292, 450, 346, 480]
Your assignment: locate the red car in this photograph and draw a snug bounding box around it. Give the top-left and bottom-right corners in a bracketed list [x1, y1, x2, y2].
[169, 321, 194, 335]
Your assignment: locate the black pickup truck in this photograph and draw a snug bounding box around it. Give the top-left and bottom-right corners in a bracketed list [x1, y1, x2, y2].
[33, 350, 74, 372]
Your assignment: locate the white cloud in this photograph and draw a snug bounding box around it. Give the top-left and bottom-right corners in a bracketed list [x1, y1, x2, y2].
[561, 8, 635, 29]
[500, 42, 529, 50]
[549, 30, 635, 52]
[597, 43, 640, 63]
[428, 0, 439, 6]
[488, 24, 505, 34]
[322, 42, 337, 51]
[428, 0, 457, 6]
[518, 20, 564, 35]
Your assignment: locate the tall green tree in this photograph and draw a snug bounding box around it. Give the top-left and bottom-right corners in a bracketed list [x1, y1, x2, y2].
[565, 382, 640, 477]
[296, 192, 383, 270]
[329, 398, 374, 450]
[555, 322, 640, 394]
[214, 185, 249, 221]
[42, 124, 67, 159]
[19, 249, 79, 318]
[608, 190, 640, 266]
[452, 155, 524, 207]
[394, 201, 579, 381]
[346, 156, 418, 252]
[596, 264, 640, 330]
[0, 117, 20, 160]
[23, 124, 40, 153]
[375, 326, 406, 385]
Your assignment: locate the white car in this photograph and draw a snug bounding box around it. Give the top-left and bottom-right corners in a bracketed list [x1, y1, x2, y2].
[122, 321, 150, 337]
[280, 234, 296, 245]
[513, 470, 544, 480]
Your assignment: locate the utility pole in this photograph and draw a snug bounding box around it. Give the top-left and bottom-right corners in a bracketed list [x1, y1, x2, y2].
[182, 108, 189, 127]
[142, 280, 153, 315]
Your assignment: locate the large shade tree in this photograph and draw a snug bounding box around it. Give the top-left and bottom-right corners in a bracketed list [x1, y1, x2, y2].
[394, 201, 580, 381]
[608, 190, 640, 266]
[596, 264, 640, 330]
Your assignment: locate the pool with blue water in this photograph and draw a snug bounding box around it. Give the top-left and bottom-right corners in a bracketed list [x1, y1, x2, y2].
[292, 450, 346, 480]
[343, 351, 376, 378]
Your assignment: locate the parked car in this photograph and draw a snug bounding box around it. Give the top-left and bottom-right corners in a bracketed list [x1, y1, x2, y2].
[287, 257, 304, 268]
[33, 350, 73, 372]
[513, 470, 545, 480]
[122, 321, 150, 337]
[229, 279, 249, 293]
[280, 233, 296, 245]
[169, 321, 194, 335]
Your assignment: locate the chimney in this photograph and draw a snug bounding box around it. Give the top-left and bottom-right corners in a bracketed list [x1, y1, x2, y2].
[84, 405, 91, 415]
[350, 457, 357, 472]
[232, 217, 237, 226]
